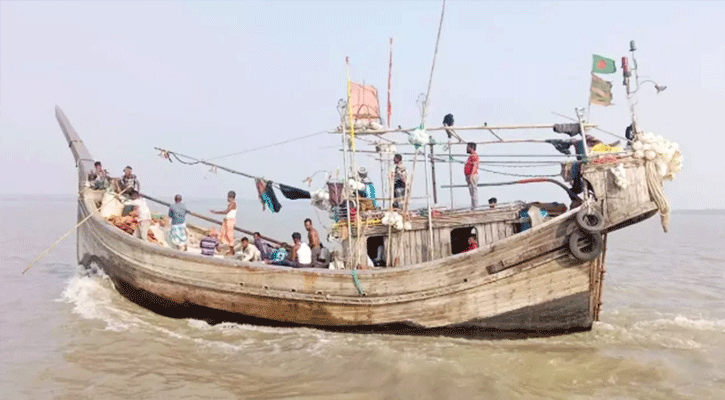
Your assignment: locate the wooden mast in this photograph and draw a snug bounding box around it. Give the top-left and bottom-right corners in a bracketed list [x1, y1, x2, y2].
[430, 142, 437, 203]
[387, 37, 393, 128]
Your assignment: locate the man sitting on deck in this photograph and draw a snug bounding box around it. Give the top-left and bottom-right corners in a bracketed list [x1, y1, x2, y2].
[167, 194, 189, 251]
[88, 161, 110, 190]
[253, 232, 275, 260]
[113, 166, 140, 196]
[238, 237, 262, 262]
[286, 232, 312, 268]
[200, 228, 220, 256]
[488, 197, 497, 209]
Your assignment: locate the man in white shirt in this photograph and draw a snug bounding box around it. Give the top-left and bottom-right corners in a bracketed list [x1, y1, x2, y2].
[125, 191, 152, 241]
[288, 232, 311, 268]
[238, 237, 261, 262]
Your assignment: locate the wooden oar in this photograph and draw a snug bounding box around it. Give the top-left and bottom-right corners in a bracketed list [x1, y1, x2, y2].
[139, 193, 283, 246]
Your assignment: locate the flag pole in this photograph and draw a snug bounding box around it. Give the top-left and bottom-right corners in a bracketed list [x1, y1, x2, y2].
[586, 70, 593, 123]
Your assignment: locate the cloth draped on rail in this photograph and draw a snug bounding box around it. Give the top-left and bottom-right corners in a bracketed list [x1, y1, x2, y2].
[255, 179, 282, 213]
[279, 184, 311, 200]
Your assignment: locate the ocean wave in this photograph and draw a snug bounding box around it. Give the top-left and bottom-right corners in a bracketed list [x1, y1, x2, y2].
[59, 267, 148, 332]
[635, 315, 725, 332]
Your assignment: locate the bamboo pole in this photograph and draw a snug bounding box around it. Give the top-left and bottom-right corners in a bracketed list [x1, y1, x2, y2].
[346, 57, 363, 268]
[387, 37, 393, 128]
[328, 123, 599, 135]
[422, 145, 434, 261]
[398, 151, 417, 264]
[386, 169, 394, 266]
[430, 142, 437, 203]
[448, 138, 454, 209]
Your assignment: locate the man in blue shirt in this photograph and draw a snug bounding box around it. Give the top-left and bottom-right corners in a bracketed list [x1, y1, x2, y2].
[168, 194, 189, 251]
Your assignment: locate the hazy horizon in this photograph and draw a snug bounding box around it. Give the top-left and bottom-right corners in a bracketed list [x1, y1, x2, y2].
[2, 1, 723, 210]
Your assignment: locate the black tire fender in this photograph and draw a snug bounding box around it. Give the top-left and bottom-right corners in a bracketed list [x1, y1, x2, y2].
[576, 206, 605, 232]
[568, 229, 604, 261]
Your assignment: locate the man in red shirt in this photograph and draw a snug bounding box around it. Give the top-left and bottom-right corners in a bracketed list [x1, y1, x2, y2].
[464, 142, 479, 210]
[465, 235, 479, 252]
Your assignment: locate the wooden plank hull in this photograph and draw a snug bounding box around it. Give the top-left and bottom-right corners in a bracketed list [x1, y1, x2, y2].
[76, 195, 601, 331]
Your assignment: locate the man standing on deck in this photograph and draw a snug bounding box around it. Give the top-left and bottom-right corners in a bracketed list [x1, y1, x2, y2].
[125, 190, 151, 241]
[304, 218, 321, 264]
[167, 194, 189, 251]
[210, 190, 237, 256]
[464, 142, 480, 210]
[393, 154, 406, 209]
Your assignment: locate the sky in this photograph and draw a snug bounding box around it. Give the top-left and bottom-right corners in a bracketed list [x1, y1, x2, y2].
[1, 1, 723, 210]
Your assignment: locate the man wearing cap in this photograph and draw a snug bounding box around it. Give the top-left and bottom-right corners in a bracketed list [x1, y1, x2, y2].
[357, 167, 377, 209]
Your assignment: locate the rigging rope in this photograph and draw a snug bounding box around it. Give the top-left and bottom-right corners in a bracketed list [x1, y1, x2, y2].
[420, 0, 446, 127]
[207, 130, 328, 161]
[170, 152, 201, 165]
[430, 155, 561, 178]
[159, 148, 298, 188]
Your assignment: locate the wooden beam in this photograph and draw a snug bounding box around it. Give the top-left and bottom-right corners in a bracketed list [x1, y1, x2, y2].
[140, 193, 283, 246]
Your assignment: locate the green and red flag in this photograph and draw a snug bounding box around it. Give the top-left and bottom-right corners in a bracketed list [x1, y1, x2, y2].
[592, 54, 616, 74]
[590, 73, 613, 106]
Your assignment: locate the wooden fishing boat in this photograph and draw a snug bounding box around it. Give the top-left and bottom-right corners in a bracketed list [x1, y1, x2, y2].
[57, 100, 674, 333]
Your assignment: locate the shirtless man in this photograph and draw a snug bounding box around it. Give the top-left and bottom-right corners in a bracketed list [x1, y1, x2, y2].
[304, 218, 321, 266]
[210, 190, 237, 256]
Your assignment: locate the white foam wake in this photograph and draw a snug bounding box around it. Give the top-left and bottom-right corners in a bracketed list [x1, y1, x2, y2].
[636, 315, 725, 332]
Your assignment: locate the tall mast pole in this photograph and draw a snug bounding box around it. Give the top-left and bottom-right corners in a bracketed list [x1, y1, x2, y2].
[448, 139, 454, 208]
[624, 40, 640, 137]
[430, 142, 437, 203]
[345, 56, 362, 268]
[418, 0, 446, 257]
[387, 37, 393, 128]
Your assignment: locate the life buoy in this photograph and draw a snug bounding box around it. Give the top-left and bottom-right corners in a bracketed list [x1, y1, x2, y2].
[576, 206, 605, 232]
[568, 228, 604, 261]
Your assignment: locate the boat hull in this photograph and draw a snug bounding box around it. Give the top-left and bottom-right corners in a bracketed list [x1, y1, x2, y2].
[58, 105, 657, 334]
[76, 195, 602, 332]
